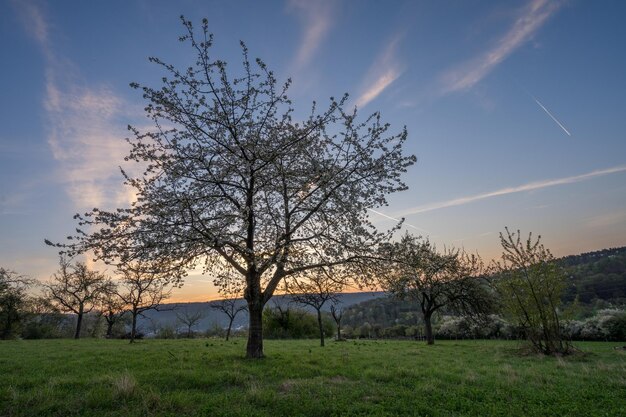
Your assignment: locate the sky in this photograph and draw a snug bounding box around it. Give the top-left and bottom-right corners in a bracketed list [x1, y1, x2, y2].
[1, 0, 625, 302]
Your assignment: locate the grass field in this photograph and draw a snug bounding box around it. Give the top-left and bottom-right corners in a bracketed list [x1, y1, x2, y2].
[1, 338, 625, 416]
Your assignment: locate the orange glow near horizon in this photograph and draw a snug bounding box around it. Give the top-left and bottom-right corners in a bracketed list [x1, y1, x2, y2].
[161, 238, 618, 303]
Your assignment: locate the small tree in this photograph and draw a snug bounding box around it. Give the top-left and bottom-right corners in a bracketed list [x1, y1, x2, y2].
[330, 304, 343, 341]
[211, 283, 247, 341]
[210, 273, 247, 341]
[43, 258, 106, 339]
[98, 280, 126, 338]
[177, 308, 204, 338]
[492, 228, 571, 355]
[286, 269, 343, 347]
[0, 268, 33, 339]
[380, 234, 494, 345]
[117, 263, 172, 343]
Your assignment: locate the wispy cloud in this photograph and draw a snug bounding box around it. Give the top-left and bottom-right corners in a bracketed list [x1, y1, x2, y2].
[13, 0, 49, 47]
[45, 83, 135, 209]
[440, 0, 563, 94]
[0, 193, 30, 216]
[15, 2, 136, 210]
[451, 231, 494, 244]
[355, 36, 404, 108]
[585, 210, 626, 229]
[287, 0, 335, 75]
[397, 165, 626, 216]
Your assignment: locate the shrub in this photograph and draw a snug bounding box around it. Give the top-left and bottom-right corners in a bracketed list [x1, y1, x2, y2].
[263, 307, 333, 339]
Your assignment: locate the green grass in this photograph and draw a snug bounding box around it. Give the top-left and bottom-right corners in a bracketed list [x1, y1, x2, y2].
[1, 338, 625, 416]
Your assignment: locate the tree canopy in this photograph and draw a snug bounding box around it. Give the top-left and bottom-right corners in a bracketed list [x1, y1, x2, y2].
[491, 228, 571, 355]
[379, 234, 493, 344]
[48, 17, 415, 357]
[42, 259, 106, 339]
[0, 268, 33, 339]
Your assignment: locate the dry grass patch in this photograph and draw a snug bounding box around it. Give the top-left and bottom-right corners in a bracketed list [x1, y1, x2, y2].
[465, 370, 478, 382]
[501, 363, 518, 384]
[111, 372, 137, 398]
[278, 378, 300, 394]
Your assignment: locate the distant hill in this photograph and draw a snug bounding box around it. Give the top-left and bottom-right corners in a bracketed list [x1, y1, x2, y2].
[140, 246, 626, 334]
[560, 246, 626, 303]
[339, 246, 626, 331]
[138, 291, 385, 334]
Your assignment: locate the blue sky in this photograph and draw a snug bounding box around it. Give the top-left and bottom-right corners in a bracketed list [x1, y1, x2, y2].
[1, 0, 625, 301]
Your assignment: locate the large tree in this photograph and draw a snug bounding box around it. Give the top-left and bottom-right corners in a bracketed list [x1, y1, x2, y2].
[50, 17, 415, 358]
[43, 259, 106, 339]
[380, 234, 493, 345]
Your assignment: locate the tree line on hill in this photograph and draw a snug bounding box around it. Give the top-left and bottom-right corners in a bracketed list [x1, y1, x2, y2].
[339, 246, 626, 342]
[561, 247, 626, 303]
[2, 242, 625, 348]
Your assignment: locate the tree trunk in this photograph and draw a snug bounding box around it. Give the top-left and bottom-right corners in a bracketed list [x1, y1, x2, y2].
[130, 311, 137, 343]
[246, 300, 264, 358]
[336, 321, 341, 341]
[226, 317, 233, 341]
[2, 303, 17, 339]
[2, 313, 12, 339]
[317, 309, 325, 347]
[424, 312, 434, 345]
[74, 305, 84, 339]
[106, 319, 114, 339]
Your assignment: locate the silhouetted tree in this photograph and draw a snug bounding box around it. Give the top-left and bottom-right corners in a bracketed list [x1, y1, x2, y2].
[330, 304, 344, 341]
[98, 280, 126, 338]
[286, 269, 343, 346]
[43, 258, 106, 339]
[117, 262, 172, 343]
[0, 268, 33, 339]
[380, 234, 494, 345]
[48, 17, 415, 358]
[177, 309, 204, 338]
[210, 276, 247, 341]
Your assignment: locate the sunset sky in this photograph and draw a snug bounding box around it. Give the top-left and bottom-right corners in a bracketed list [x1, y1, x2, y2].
[1, 0, 625, 301]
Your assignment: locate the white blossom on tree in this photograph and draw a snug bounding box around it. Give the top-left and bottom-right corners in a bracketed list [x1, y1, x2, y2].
[49, 17, 415, 358]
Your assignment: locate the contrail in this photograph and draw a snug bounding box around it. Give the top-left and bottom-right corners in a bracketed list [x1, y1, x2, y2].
[532, 95, 571, 136]
[396, 164, 626, 216]
[367, 208, 429, 234]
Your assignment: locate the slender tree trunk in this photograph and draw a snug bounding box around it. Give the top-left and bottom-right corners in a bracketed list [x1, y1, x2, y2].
[2, 313, 12, 339]
[424, 312, 434, 345]
[2, 303, 18, 339]
[106, 319, 114, 339]
[130, 311, 138, 343]
[226, 317, 233, 341]
[74, 305, 84, 339]
[317, 309, 325, 347]
[246, 300, 264, 358]
[336, 321, 341, 341]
